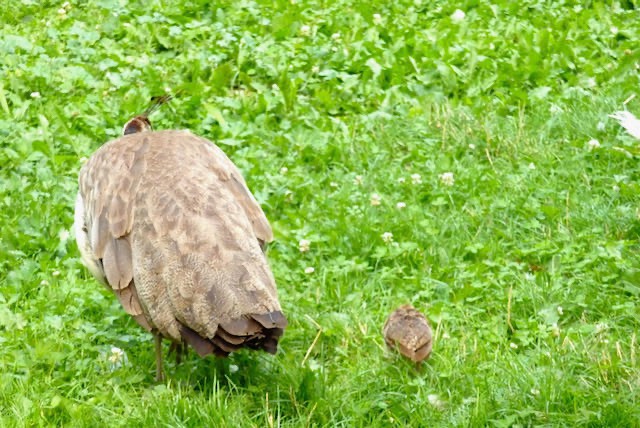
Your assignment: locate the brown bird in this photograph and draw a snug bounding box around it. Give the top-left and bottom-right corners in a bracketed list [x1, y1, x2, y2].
[74, 99, 287, 381]
[383, 305, 433, 365]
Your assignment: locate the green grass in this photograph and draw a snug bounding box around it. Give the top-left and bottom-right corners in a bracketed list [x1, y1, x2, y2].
[2, 0, 640, 426]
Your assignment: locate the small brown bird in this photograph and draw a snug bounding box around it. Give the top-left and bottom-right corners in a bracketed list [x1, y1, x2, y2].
[383, 305, 433, 364]
[74, 97, 287, 381]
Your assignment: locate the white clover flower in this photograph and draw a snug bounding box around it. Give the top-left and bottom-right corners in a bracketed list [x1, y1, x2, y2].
[311, 65, 320, 74]
[557, 306, 563, 315]
[372, 13, 382, 25]
[300, 24, 311, 36]
[354, 175, 363, 185]
[30, 91, 41, 99]
[40, 280, 49, 286]
[370, 193, 381, 206]
[52, 270, 60, 277]
[451, 9, 466, 22]
[279, 166, 288, 174]
[613, 185, 620, 192]
[108, 346, 126, 366]
[57, 7, 66, 15]
[271, 83, 280, 91]
[284, 190, 294, 201]
[331, 32, 341, 41]
[299, 239, 310, 253]
[229, 364, 239, 373]
[427, 394, 445, 410]
[396, 202, 406, 209]
[329, 181, 338, 188]
[381, 232, 393, 243]
[59, 229, 70, 242]
[397, 177, 406, 184]
[587, 138, 601, 150]
[610, 26, 619, 35]
[509, 342, 518, 349]
[468, 143, 476, 150]
[439, 172, 454, 186]
[304, 266, 315, 274]
[528, 162, 536, 170]
[307, 359, 321, 371]
[410, 173, 422, 184]
[530, 388, 540, 396]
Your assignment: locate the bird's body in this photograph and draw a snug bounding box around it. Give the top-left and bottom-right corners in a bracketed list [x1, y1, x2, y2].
[383, 305, 432, 364]
[74, 128, 286, 379]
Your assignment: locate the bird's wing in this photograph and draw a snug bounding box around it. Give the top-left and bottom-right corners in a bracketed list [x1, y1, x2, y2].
[199, 137, 274, 248]
[75, 135, 152, 330]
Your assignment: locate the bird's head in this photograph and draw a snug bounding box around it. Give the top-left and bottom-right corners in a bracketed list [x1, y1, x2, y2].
[122, 115, 152, 135]
[122, 94, 175, 136]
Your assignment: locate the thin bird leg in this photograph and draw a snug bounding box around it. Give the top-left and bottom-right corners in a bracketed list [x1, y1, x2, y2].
[168, 340, 189, 365]
[154, 332, 165, 382]
[175, 343, 182, 365]
[168, 342, 178, 363]
[180, 341, 188, 364]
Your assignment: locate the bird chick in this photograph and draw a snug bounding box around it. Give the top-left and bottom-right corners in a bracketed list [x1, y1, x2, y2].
[383, 305, 433, 364]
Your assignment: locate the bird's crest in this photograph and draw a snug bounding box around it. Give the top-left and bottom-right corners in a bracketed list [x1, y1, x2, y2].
[122, 93, 176, 136]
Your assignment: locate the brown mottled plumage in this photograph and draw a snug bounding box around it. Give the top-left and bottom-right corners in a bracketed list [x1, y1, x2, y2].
[74, 112, 286, 381]
[383, 305, 432, 364]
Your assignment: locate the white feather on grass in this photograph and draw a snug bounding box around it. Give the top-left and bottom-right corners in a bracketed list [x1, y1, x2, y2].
[609, 111, 640, 140]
